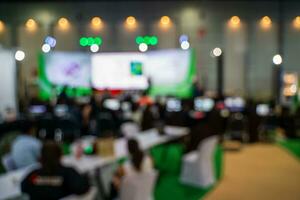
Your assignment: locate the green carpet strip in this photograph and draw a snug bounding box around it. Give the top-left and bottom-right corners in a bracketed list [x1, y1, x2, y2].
[278, 139, 300, 160]
[150, 144, 224, 200]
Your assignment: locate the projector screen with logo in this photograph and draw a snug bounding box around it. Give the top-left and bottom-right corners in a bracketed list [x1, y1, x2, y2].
[91, 53, 148, 90]
[91, 49, 196, 97]
[39, 49, 196, 99]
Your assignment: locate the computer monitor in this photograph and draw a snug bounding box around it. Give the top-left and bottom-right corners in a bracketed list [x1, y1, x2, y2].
[225, 97, 245, 112]
[29, 105, 47, 115]
[121, 102, 132, 112]
[103, 99, 121, 111]
[194, 97, 215, 112]
[256, 104, 270, 116]
[166, 98, 181, 112]
[54, 104, 69, 117]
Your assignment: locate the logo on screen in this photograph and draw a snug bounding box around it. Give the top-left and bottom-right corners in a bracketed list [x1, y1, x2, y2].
[130, 62, 143, 76]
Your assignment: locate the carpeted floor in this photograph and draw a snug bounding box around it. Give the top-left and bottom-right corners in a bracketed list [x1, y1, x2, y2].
[204, 143, 300, 200]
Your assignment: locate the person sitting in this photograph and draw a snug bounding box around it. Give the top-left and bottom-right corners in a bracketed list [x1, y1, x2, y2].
[110, 138, 153, 199]
[21, 141, 90, 200]
[11, 119, 42, 169]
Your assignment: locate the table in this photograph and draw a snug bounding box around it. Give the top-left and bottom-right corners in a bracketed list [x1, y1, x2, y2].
[62, 126, 188, 173]
[0, 126, 188, 200]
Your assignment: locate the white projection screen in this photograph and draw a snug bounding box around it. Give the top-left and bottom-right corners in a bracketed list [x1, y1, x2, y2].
[91, 52, 149, 90]
[0, 49, 17, 116]
[91, 49, 190, 90]
[45, 52, 91, 87]
[144, 49, 190, 86]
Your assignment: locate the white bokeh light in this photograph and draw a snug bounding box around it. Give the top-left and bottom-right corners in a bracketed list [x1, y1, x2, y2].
[15, 50, 25, 61]
[273, 54, 282, 65]
[212, 47, 222, 57]
[180, 41, 190, 50]
[139, 43, 148, 52]
[90, 44, 99, 53]
[42, 44, 51, 53]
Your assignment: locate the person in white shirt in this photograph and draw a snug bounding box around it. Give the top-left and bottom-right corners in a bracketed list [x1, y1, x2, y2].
[110, 138, 153, 199]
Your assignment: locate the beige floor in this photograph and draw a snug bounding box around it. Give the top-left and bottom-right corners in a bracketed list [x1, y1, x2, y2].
[204, 143, 300, 200]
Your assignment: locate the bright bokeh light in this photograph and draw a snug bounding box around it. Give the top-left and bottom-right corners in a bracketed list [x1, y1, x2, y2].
[125, 16, 137, 29]
[293, 16, 300, 30]
[126, 16, 136, 25]
[44, 36, 56, 47]
[91, 17, 103, 30]
[42, 44, 51, 53]
[149, 36, 158, 45]
[139, 43, 148, 52]
[0, 20, 5, 33]
[284, 74, 297, 84]
[229, 16, 241, 29]
[290, 84, 297, 94]
[179, 35, 189, 43]
[212, 47, 222, 57]
[15, 50, 25, 61]
[260, 16, 272, 30]
[135, 36, 144, 44]
[273, 54, 282, 65]
[160, 16, 171, 26]
[26, 19, 37, 31]
[180, 41, 190, 50]
[90, 44, 99, 53]
[58, 17, 70, 30]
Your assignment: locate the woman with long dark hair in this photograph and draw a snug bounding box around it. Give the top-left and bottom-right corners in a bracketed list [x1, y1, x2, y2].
[110, 138, 153, 199]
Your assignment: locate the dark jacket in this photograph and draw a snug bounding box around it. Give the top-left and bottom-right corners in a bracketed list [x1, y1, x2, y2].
[21, 165, 89, 200]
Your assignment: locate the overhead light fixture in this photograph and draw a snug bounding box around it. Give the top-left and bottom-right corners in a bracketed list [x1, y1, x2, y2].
[58, 17, 70, 30]
[260, 16, 272, 30]
[26, 19, 37, 31]
[0, 20, 5, 33]
[229, 16, 241, 29]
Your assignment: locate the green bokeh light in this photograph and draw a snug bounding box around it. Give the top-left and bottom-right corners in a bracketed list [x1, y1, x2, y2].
[87, 37, 94, 46]
[80, 36, 103, 46]
[136, 35, 158, 46]
[136, 36, 144, 44]
[144, 36, 150, 45]
[150, 36, 158, 45]
[79, 37, 88, 46]
[94, 37, 102, 45]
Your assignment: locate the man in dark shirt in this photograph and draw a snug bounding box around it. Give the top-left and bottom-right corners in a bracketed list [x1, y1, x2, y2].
[21, 141, 89, 200]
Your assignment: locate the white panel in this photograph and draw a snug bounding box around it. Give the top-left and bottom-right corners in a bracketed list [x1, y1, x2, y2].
[0, 50, 17, 116]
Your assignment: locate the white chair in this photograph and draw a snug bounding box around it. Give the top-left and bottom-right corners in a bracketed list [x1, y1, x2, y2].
[121, 122, 140, 138]
[0, 168, 30, 199]
[2, 153, 17, 171]
[180, 135, 218, 188]
[120, 170, 157, 200]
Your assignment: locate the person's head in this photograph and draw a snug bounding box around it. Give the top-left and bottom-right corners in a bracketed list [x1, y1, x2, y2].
[40, 141, 62, 172]
[127, 139, 144, 171]
[20, 119, 37, 135]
